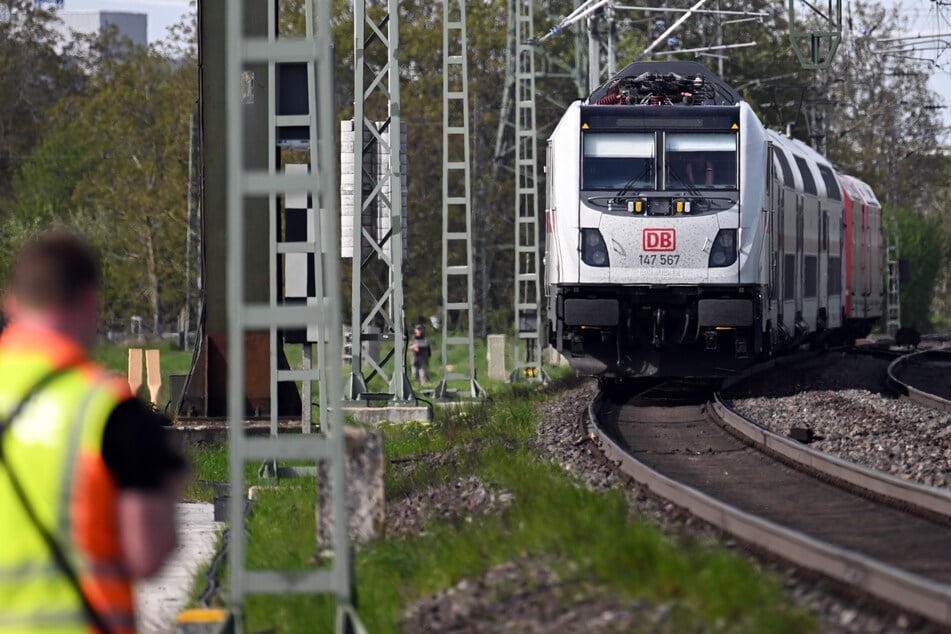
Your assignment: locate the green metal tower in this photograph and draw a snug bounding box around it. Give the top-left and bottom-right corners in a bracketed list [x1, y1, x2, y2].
[224, 1, 363, 631]
[788, 0, 842, 69]
[346, 0, 414, 404]
[512, 0, 547, 382]
[437, 0, 486, 399]
[587, 0, 617, 92]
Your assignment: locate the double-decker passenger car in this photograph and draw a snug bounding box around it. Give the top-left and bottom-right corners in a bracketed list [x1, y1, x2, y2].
[545, 61, 884, 378]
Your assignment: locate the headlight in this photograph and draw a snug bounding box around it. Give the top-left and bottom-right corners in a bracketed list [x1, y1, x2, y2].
[708, 229, 737, 268]
[581, 228, 610, 267]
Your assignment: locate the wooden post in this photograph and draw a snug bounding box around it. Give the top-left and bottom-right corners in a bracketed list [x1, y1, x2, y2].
[146, 349, 162, 408]
[128, 348, 143, 398]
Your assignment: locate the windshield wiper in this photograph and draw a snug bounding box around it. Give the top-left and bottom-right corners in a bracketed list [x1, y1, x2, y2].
[667, 167, 704, 199]
[612, 162, 653, 202]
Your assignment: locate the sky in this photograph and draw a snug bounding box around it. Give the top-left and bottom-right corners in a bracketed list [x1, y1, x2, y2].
[62, 0, 950, 141]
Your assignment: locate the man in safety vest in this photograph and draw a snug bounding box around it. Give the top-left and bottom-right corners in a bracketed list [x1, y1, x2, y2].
[0, 231, 187, 633]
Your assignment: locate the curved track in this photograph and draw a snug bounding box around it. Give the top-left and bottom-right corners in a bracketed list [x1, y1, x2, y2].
[591, 380, 951, 626]
[888, 349, 951, 412]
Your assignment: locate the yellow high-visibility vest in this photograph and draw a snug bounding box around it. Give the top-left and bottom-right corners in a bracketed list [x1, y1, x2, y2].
[0, 323, 136, 634]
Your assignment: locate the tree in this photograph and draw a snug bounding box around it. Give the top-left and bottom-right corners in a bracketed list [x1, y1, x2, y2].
[7, 21, 198, 334]
[821, 2, 944, 210]
[66, 43, 196, 334]
[886, 205, 949, 332]
[9, 124, 94, 224]
[0, 0, 85, 201]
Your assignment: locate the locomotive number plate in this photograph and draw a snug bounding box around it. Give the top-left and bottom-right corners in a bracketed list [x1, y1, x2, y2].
[638, 254, 681, 266]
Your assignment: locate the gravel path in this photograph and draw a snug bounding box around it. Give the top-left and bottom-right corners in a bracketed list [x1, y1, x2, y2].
[394, 356, 950, 633]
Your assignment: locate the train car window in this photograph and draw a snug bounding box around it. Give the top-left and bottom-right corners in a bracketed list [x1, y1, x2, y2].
[804, 255, 818, 297]
[783, 254, 795, 300]
[840, 175, 860, 201]
[665, 133, 737, 190]
[856, 181, 880, 206]
[582, 132, 655, 190]
[793, 156, 818, 196]
[817, 165, 841, 200]
[773, 149, 794, 187]
[829, 257, 842, 294]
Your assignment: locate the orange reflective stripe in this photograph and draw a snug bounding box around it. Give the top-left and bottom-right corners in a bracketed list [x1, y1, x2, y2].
[81, 579, 133, 612]
[80, 574, 134, 623]
[76, 365, 133, 402]
[71, 451, 121, 559]
[0, 323, 87, 368]
[73, 452, 135, 630]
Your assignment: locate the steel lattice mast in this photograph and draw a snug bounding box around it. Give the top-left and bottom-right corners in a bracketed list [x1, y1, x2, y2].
[346, 0, 414, 403]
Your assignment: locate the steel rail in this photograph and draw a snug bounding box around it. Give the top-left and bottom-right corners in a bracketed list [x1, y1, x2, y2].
[710, 396, 951, 519]
[887, 349, 951, 413]
[589, 391, 951, 626]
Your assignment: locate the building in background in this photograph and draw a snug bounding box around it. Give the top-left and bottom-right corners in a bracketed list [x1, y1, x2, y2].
[53, 11, 147, 48]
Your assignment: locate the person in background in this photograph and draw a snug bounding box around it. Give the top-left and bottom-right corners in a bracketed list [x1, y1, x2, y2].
[410, 322, 432, 383]
[0, 230, 187, 634]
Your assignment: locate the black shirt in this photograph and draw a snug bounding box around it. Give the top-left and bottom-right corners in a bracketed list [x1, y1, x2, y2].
[100, 399, 185, 491]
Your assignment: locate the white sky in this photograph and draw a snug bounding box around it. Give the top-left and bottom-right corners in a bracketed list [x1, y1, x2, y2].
[61, 0, 950, 141]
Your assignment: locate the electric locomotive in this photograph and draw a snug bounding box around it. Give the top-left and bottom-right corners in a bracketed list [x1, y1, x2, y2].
[545, 61, 883, 378]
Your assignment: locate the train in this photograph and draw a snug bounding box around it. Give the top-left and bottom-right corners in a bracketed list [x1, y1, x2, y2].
[544, 61, 884, 378]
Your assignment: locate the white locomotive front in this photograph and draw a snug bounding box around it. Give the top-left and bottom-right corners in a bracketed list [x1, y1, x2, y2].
[545, 61, 871, 378]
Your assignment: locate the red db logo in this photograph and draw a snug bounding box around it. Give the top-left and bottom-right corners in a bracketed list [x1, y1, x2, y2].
[643, 228, 676, 252]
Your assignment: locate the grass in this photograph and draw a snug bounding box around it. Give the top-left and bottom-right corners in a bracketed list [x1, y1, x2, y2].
[182, 444, 282, 503]
[185, 378, 817, 634]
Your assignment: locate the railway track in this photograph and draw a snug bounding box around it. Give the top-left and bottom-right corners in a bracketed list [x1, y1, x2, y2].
[590, 378, 951, 627]
[888, 349, 951, 412]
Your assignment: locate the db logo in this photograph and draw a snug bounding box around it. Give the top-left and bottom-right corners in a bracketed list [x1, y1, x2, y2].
[643, 228, 676, 252]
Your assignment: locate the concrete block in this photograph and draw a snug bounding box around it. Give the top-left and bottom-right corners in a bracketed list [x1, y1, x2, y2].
[342, 406, 432, 424]
[317, 426, 384, 549]
[487, 334, 507, 381]
[548, 345, 567, 367]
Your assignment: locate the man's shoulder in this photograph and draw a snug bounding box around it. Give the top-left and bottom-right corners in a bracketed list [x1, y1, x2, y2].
[82, 365, 135, 401]
[102, 398, 179, 491]
[106, 397, 171, 429]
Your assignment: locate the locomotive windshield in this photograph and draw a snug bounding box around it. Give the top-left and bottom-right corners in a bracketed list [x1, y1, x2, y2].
[580, 129, 738, 195]
[582, 132, 654, 190]
[665, 133, 737, 190]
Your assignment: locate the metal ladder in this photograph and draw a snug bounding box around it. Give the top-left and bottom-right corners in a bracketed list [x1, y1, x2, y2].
[437, 0, 485, 400]
[512, 0, 547, 382]
[225, 1, 363, 631]
[886, 215, 901, 336]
